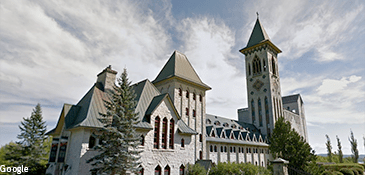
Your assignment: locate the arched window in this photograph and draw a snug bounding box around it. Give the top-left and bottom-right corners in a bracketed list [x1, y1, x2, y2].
[265, 97, 270, 134]
[210, 145, 213, 152]
[164, 165, 170, 175]
[193, 93, 196, 100]
[181, 138, 184, 148]
[179, 165, 185, 175]
[186, 91, 189, 98]
[258, 98, 263, 127]
[155, 165, 161, 175]
[220, 146, 223, 152]
[162, 118, 168, 149]
[179, 88, 182, 96]
[138, 166, 144, 175]
[141, 135, 144, 146]
[199, 94, 202, 102]
[252, 56, 262, 75]
[272, 57, 276, 75]
[169, 119, 174, 149]
[224, 146, 227, 152]
[251, 99, 256, 124]
[89, 135, 96, 148]
[154, 116, 160, 149]
[248, 63, 251, 76]
[206, 119, 211, 124]
[199, 151, 203, 160]
[199, 134, 202, 142]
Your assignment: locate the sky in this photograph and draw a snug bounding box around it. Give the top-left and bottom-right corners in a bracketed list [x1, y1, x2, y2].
[0, 0, 364, 155]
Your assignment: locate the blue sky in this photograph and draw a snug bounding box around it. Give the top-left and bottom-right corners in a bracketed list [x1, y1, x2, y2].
[0, 0, 364, 155]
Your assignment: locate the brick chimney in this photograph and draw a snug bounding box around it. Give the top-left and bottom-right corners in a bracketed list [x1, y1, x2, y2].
[96, 65, 117, 91]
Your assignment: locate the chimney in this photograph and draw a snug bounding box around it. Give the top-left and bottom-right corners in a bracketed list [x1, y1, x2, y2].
[96, 65, 117, 91]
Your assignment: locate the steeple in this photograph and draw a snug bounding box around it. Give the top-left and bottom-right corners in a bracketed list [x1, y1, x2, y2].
[240, 17, 281, 55]
[246, 18, 271, 48]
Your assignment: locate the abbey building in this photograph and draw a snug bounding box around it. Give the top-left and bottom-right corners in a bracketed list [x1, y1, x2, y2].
[46, 18, 308, 175]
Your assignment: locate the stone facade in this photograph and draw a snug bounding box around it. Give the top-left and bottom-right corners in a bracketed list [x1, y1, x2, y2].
[46, 17, 308, 175]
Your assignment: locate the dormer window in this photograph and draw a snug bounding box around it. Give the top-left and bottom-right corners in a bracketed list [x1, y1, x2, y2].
[231, 124, 236, 129]
[214, 121, 220, 126]
[223, 123, 229, 127]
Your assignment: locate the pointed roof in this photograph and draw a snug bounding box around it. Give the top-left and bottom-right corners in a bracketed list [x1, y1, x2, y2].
[246, 18, 270, 48]
[240, 18, 281, 54]
[153, 51, 211, 90]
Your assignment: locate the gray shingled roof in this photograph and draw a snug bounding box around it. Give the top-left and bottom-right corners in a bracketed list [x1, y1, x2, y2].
[282, 94, 303, 104]
[246, 18, 270, 48]
[177, 120, 198, 135]
[152, 51, 211, 90]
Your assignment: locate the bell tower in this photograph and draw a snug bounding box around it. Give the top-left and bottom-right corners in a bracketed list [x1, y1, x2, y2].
[239, 16, 283, 137]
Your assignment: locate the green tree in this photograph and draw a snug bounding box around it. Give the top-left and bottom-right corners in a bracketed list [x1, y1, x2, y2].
[326, 134, 332, 162]
[5, 103, 49, 175]
[269, 117, 316, 170]
[348, 130, 359, 163]
[87, 69, 142, 174]
[336, 135, 343, 163]
[186, 163, 207, 175]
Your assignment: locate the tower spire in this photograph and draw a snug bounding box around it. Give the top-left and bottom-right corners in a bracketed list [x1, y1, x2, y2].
[256, 12, 259, 19]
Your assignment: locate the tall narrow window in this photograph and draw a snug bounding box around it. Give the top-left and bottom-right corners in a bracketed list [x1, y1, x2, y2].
[162, 118, 168, 149]
[272, 57, 276, 75]
[179, 88, 182, 96]
[248, 64, 251, 76]
[164, 165, 170, 175]
[169, 119, 174, 149]
[141, 135, 145, 146]
[210, 145, 213, 152]
[199, 151, 203, 160]
[273, 98, 277, 121]
[252, 56, 262, 75]
[193, 110, 196, 117]
[193, 93, 196, 100]
[155, 165, 161, 175]
[214, 146, 217, 152]
[258, 98, 263, 127]
[265, 97, 269, 125]
[263, 60, 266, 71]
[199, 134, 202, 142]
[199, 95, 202, 102]
[251, 99, 256, 124]
[185, 108, 189, 116]
[154, 117, 160, 149]
[186, 91, 189, 98]
[179, 165, 185, 175]
[181, 138, 184, 148]
[89, 135, 96, 148]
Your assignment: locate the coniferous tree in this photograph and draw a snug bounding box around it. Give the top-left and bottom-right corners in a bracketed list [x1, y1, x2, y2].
[5, 103, 48, 174]
[325, 134, 332, 162]
[270, 117, 316, 170]
[336, 135, 343, 163]
[349, 130, 359, 163]
[87, 68, 142, 174]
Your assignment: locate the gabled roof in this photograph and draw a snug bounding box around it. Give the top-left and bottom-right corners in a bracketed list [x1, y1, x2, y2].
[46, 103, 73, 135]
[246, 18, 270, 48]
[152, 51, 211, 90]
[282, 94, 303, 104]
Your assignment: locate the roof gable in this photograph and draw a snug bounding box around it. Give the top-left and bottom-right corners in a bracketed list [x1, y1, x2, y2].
[153, 51, 211, 90]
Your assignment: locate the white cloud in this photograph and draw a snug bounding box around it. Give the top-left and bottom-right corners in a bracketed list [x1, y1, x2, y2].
[317, 75, 362, 95]
[0, 0, 173, 123]
[176, 17, 245, 118]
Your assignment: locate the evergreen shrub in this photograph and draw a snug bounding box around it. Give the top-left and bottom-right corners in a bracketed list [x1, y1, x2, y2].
[339, 168, 354, 175]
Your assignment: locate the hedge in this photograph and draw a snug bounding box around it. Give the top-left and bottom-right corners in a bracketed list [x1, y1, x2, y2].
[322, 163, 364, 172]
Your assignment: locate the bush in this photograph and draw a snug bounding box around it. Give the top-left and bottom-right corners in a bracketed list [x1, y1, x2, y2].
[321, 170, 334, 175]
[350, 168, 362, 175]
[332, 171, 344, 175]
[186, 163, 207, 175]
[340, 168, 354, 175]
[350, 168, 359, 175]
[323, 163, 364, 172]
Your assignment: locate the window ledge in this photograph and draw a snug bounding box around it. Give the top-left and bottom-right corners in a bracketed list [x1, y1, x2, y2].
[152, 149, 175, 153]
